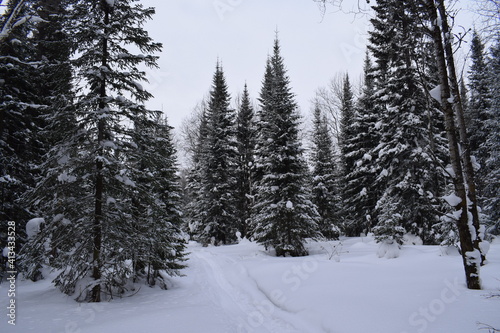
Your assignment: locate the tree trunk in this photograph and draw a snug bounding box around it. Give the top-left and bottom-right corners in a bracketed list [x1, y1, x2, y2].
[92, 2, 111, 302]
[426, 0, 481, 290]
[436, 0, 485, 265]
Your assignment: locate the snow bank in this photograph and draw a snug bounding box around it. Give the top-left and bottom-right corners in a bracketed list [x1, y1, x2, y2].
[377, 239, 400, 258]
[2, 238, 499, 333]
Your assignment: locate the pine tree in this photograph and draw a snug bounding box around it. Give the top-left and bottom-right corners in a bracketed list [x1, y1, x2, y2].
[251, 36, 320, 257]
[194, 63, 239, 245]
[310, 105, 340, 239]
[21, 0, 185, 301]
[235, 84, 256, 238]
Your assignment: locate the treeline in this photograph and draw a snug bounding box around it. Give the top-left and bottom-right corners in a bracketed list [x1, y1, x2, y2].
[181, 1, 499, 289]
[0, 0, 498, 302]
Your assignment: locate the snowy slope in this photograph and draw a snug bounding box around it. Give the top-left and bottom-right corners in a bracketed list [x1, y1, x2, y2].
[1, 236, 499, 333]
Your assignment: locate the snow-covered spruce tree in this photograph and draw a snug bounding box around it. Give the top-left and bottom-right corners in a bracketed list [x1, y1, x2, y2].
[338, 73, 355, 195]
[338, 73, 355, 162]
[467, 31, 491, 158]
[235, 84, 257, 238]
[127, 112, 186, 288]
[310, 105, 340, 240]
[251, 37, 321, 257]
[15, 0, 77, 281]
[482, 36, 500, 233]
[21, 0, 186, 302]
[31, 0, 76, 147]
[194, 63, 239, 245]
[340, 54, 380, 237]
[183, 106, 210, 239]
[0, 0, 40, 252]
[368, 0, 445, 247]
[466, 30, 495, 232]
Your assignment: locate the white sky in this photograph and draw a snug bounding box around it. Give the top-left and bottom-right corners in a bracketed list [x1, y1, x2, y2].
[141, 0, 372, 129]
[0, 0, 480, 130]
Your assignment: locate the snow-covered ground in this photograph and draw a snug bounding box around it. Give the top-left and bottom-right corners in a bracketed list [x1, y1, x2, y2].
[2, 236, 499, 333]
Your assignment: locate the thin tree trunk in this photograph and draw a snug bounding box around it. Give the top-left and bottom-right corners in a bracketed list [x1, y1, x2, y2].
[426, 0, 481, 290]
[436, 0, 485, 265]
[92, 2, 110, 302]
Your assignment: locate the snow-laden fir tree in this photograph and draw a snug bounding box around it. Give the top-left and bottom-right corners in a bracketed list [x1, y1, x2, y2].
[482, 36, 500, 233]
[251, 36, 321, 257]
[193, 63, 239, 245]
[126, 112, 186, 288]
[368, 0, 446, 247]
[0, 0, 40, 251]
[338, 73, 355, 163]
[235, 84, 256, 238]
[310, 105, 340, 240]
[21, 0, 185, 302]
[467, 31, 491, 158]
[338, 73, 355, 199]
[340, 54, 380, 236]
[184, 105, 210, 239]
[466, 31, 495, 232]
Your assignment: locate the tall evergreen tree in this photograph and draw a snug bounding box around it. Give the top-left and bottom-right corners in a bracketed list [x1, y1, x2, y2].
[467, 31, 491, 157]
[466, 30, 494, 230]
[339, 73, 355, 161]
[184, 106, 209, 239]
[341, 54, 380, 236]
[310, 105, 340, 239]
[368, 0, 445, 246]
[0, 0, 39, 252]
[251, 37, 320, 257]
[235, 84, 256, 238]
[482, 36, 500, 233]
[194, 63, 238, 245]
[21, 0, 185, 302]
[127, 112, 186, 287]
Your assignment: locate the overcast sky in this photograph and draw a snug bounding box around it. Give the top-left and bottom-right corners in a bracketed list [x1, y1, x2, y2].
[140, 0, 372, 130]
[138, 0, 483, 132]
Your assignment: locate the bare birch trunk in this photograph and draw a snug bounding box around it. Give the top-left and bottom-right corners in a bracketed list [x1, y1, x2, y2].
[435, 0, 485, 265]
[426, 0, 482, 290]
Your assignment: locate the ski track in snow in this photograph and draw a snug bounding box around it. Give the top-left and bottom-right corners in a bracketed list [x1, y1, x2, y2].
[192, 247, 319, 333]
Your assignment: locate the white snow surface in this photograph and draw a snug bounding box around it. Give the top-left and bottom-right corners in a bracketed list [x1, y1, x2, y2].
[2, 237, 500, 333]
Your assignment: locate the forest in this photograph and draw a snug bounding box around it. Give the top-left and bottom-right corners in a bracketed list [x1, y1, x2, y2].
[0, 0, 499, 307]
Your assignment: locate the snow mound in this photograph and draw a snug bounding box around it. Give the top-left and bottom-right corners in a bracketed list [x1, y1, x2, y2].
[377, 240, 400, 259]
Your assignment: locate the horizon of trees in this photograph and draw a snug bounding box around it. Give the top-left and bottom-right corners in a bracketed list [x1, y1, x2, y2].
[0, 0, 498, 301]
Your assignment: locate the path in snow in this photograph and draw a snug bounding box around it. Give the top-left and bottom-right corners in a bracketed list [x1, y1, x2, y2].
[190, 243, 322, 333]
